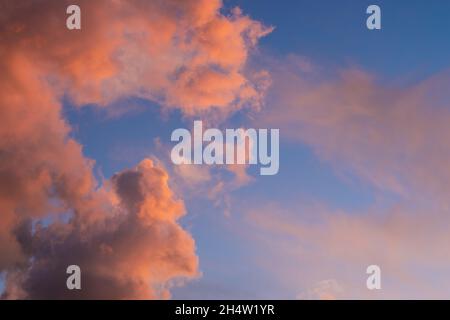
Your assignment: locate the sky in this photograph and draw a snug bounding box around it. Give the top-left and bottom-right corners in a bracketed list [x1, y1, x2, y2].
[1, 0, 450, 299]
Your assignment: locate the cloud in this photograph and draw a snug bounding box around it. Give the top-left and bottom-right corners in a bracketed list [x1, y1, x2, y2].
[153, 132, 255, 217]
[244, 57, 450, 298]
[259, 57, 450, 201]
[2, 0, 272, 114]
[0, 0, 272, 299]
[245, 202, 450, 299]
[297, 279, 343, 300]
[2, 159, 199, 299]
[0, 53, 97, 271]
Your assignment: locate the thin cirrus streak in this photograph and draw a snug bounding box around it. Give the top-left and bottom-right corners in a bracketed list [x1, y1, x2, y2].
[0, 0, 271, 299]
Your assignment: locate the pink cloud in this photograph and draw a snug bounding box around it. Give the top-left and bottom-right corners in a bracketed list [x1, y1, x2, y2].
[259, 58, 450, 202]
[0, 0, 272, 299]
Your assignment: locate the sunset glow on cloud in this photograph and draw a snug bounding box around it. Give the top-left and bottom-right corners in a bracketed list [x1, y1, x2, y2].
[1, 0, 450, 300]
[0, 0, 269, 299]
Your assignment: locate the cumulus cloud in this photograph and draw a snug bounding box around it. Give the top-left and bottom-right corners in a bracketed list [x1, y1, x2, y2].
[2, 0, 272, 113]
[0, 53, 96, 271]
[0, 0, 270, 299]
[2, 159, 198, 299]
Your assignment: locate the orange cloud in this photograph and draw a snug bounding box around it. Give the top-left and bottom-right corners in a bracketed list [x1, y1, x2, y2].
[0, 0, 271, 299]
[2, 159, 198, 299]
[2, 0, 272, 113]
[0, 0, 272, 299]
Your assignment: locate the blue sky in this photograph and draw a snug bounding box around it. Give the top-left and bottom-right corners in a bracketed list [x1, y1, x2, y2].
[226, 0, 450, 79]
